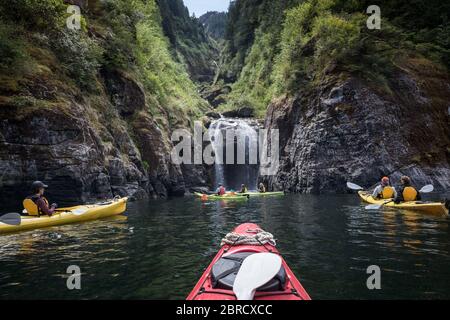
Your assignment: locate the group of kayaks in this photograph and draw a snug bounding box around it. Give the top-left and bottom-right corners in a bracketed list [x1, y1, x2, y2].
[358, 191, 449, 216]
[187, 188, 448, 300]
[0, 183, 448, 301]
[0, 191, 287, 235]
[194, 191, 285, 201]
[1, 186, 447, 235]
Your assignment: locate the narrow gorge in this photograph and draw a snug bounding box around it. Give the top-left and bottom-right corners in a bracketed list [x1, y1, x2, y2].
[0, 0, 449, 206]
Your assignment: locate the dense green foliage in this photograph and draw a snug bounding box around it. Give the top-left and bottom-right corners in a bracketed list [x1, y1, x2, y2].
[2, 0, 448, 121]
[0, 23, 29, 72]
[157, 0, 218, 82]
[199, 11, 228, 40]
[0, 0, 209, 126]
[1, 0, 66, 31]
[218, 0, 450, 117]
[100, 0, 208, 119]
[220, 0, 300, 82]
[0, 0, 100, 90]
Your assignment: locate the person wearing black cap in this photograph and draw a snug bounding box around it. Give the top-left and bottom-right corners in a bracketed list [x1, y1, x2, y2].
[23, 181, 57, 216]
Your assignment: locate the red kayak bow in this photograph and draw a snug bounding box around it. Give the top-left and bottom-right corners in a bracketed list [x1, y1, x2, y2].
[187, 223, 311, 300]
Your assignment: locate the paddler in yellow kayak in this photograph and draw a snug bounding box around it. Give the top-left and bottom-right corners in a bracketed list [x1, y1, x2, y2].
[22, 181, 58, 217]
[394, 176, 421, 204]
[372, 177, 397, 199]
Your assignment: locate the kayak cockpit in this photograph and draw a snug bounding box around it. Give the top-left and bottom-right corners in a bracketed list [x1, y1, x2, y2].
[211, 252, 287, 292]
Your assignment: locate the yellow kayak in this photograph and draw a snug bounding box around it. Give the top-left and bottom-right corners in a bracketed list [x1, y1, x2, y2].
[0, 197, 128, 235]
[358, 191, 448, 216]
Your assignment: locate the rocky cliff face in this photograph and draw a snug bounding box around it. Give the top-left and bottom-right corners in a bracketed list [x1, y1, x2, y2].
[0, 67, 192, 205]
[260, 58, 450, 193]
[0, 0, 212, 206]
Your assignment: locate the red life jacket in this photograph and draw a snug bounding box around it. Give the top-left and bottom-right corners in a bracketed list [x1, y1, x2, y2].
[218, 187, 226, 196]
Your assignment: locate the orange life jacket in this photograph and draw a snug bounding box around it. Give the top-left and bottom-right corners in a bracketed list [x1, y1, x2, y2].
[379, 186, 395, 199]
[403, 187, 418, 202]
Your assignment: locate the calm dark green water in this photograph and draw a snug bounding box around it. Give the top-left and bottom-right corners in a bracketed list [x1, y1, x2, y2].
[0, 194, 449, 300]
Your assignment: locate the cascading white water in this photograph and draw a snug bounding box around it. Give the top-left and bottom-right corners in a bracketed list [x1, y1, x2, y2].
[208, 118, 260, 190]
[209, 120, 225, 186]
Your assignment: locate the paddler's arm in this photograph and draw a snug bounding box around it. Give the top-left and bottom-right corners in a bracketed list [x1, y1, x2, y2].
[36, 198, 56, 216]
[372, 185, 381, 198]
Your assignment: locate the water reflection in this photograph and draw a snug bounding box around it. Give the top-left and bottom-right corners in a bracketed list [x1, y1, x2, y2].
[0, 195, 449, 299]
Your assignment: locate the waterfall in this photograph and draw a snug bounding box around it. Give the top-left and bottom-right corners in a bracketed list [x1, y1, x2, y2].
[209, 120, 225, 187]
[208, 118, 260, 191]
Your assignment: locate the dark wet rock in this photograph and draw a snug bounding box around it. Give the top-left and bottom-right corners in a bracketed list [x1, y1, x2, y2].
[320, 85, 344, 107]
[131, 111, 186, 198]
[206, 111, 221, 119]
[211, 95, 227, 108]
[101, 69, 146, 117]
[0, 66, 201, 206]
[202, 85, 231, 108]
[0, 102, 147, 206]
[260, 69, 450, 193]
[222, 106, 254, 118]
[182, 164, 212, 193]
[187, 186, 211, 195]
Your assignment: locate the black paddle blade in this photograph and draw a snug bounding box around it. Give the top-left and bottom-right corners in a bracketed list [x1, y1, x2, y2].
[0, 213, 22, 226]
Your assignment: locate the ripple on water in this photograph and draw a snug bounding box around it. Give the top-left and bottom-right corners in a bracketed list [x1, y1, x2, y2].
[0, 195, 449, 299]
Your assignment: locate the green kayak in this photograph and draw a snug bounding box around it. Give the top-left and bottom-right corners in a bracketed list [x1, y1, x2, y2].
[194, 191, 285, 201]
[194, 192, 249, 200]
[241, 191, 285, 197]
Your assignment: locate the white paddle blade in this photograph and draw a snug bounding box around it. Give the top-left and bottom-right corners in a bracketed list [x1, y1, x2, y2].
[0, 213, 22, 226]
[72, 207, 89, 216]
[347, 182, 363, 191]
[233, 253, 282, 301]
[419, 184, 434, 193]
[365, 204, 382, 210]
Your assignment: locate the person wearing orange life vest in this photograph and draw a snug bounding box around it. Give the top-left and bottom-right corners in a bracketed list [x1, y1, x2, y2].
[394, 176, 421, 204]
[216, 184, 226, 196]
[372, 177, 397, 199]
[23, 181, 58, 216]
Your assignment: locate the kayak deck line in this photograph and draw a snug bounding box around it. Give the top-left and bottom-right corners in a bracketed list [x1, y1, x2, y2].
[187, 223, 311, 301]
[358, 191, 449, 216]
[0, 197, 129, 235]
